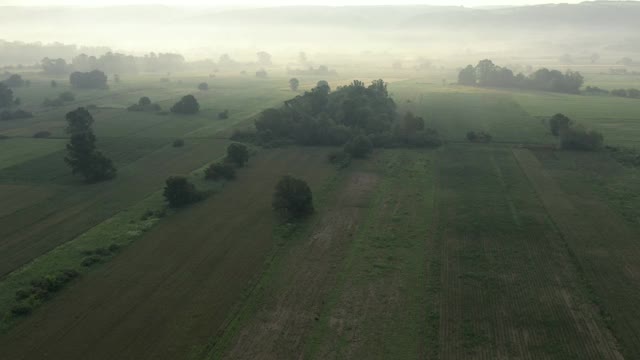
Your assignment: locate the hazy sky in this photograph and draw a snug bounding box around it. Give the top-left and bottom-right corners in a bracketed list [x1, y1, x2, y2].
[0, 0, 584, 7]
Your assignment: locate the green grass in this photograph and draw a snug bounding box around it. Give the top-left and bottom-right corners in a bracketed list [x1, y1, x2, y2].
[0, 138, 66, 170]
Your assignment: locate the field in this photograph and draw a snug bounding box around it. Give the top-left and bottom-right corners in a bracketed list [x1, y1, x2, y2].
[1, 69, 640, 359]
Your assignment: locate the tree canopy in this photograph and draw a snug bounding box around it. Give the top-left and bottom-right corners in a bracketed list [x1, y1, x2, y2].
[163, 176, 201, 208]
[170, 95, 199, 114]
[272, 175, 314, 220]
[0, 83, 13, 108]
[64, 107, 116, 182]
[289, 78, 300, 91]
[226, 143, 249, 167]
[70, 70, 108, 89]
[458, 59, 584, 94]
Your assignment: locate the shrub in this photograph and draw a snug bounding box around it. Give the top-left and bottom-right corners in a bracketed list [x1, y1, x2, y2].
[549, 113, 572, 136]
[33, 131, 51, 138]
[560, 126, 604, 151]
[466, 131, 492, 143]
[344, 135, 373, 158]
[11, 304, 32, 316]
[198, 82, 209, 91]
[173, 139, 185, 147]
[327, 151, 351, 168]
[170, 95, 199, 114]
[272, 175, 314, 220]
[205, 162, 236, 181]
[81, 255, 103, 267]
[163, 176, 202, 208]
[226, 143, 249, 167]
[218, 109, 229, 120]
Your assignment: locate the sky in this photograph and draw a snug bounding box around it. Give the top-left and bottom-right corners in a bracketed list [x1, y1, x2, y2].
[0, 0, 585, 7]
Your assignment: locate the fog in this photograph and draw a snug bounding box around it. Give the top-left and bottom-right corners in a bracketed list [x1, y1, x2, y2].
[1, 2, 639, 68]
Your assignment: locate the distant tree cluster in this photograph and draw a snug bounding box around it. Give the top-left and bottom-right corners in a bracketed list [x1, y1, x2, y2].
[41, 58, 69, 75]
[286, 65, 337, 76]
[583, 86, 610, 95]
[3, 74, 26, 88]
[170, 95, 199, 114]
[127, 96, 161, 112]
[43, 91, 75, 107]
[1, 109, 33, 121]
[198, 82, 209, 91]
[204, 143, 249, 181]
[70, 70, 108, 89]
[459, 59, 584, 94]
[611, 88, 640, 99]
[71, 52, 185, 74]
[256, 69, 268, 78]
[242, 79, 441, 150]
[547, 113, 603, 151]
[64, 107, 116, 182]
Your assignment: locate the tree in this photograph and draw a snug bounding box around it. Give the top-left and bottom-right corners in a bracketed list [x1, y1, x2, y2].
[0, 83, 13, 108]
[163, 176, 201, 207]
[170, 95, 199, 114]
[560, 126, 603, 151]
[64, 108, 116, 182]
[272, 175, 313, 220]
[139, 96, 151, 107]
[257, 51, 272, 66]
[289, 78, 300, 91]
[205, 162, 236, 181]
[51, 80, 57, 88]
[70, 70, 108, 89]
[226, 143, 249, 167]
[345, 135, 373, 158]
[218, 109, 229, 119]
[41, 58, 68, 75]
[549, 113, 572, 136]
[458, 65, 476, 85]
[4, 74, 25, 88]
[198, 82, 209, 91]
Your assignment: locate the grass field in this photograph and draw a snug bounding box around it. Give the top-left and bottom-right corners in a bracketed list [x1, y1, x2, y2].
[1, 70, 640, 359]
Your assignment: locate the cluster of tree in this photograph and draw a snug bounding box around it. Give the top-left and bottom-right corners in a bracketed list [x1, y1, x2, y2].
[11, 269, 79, 316]
[459, 59, 584, 94]
[611, 88, 640, 99]
[272, 175, 313, 220]
[204, 143, 250, 181]
[70, 70, 108, 89]
[41, 52, 187, 76]
[243, 80, 441, 150]
[547, 113, 603, 151]
[1, 109, 33, 121]
[170, 95, 199, 114]
[286, 65, 337, 76]
[127, 96, 161, 112]
[583, 86, 610, 95]
[43, 91, 75, 107]
[64, 108, 117, 182]
[466, 131, 493, 143]
[0, 39, 108, 67]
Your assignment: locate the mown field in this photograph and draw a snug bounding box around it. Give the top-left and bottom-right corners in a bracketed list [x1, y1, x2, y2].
[1, 70, 640, 359]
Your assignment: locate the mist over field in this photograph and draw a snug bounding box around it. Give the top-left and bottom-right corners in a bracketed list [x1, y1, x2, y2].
[1, 1, 640, 360]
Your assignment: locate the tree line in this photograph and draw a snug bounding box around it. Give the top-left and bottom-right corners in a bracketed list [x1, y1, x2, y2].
[459, 59, 584, 94]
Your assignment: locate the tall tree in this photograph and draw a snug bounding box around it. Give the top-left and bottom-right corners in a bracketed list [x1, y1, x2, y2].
[64, 108, 116, 182]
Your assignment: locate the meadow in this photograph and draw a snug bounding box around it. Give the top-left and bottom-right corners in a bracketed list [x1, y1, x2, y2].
[1, 68, 640, 359]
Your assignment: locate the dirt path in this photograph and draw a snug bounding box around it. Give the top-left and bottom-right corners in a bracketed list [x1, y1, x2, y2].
[219, 170, 379, 360]
[0, 148, 334, 360]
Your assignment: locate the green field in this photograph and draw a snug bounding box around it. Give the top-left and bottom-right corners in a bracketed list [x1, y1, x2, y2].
[1, 69, 640, 359]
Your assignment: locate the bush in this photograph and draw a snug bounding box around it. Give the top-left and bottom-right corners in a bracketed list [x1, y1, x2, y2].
[163, 176, 202, 208]
[549, 113, 572, 136]
[272, 175, 314, 220]
[11, 304, 32, 316]
[560, 126, 604, 151]
[226, 143, 249, 167]
[33, 131, 51, 138]
[128, 96, 161, 112]
[344, 135, 373, 158]
[81, 255, 103, 267]
[173, 139, 185, 147]
[170, 95, 199, 114]
[198, 82, 209, 91]
[230, 129, 258, 143]
[327, 151, 351, 168]
[205, 162, 236, 181]
[218, 109, 229, 120]
[466, 131, 492, 143]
